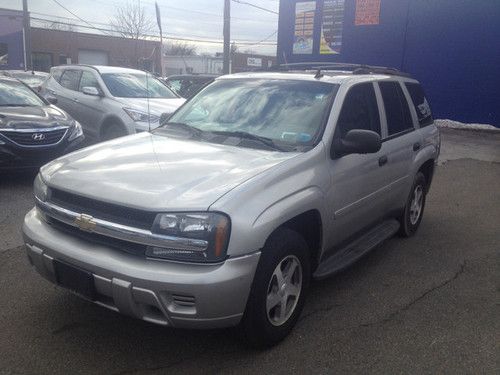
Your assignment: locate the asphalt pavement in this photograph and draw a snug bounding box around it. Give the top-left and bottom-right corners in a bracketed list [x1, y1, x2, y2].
[0, 128, 499, 374]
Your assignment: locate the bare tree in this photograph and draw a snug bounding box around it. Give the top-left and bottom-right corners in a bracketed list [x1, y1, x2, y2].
[110, 1, 155, 40]
[164, 41, 197, 56]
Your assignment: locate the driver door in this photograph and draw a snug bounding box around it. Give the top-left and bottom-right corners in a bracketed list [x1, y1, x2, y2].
[324, 82, 390, 249]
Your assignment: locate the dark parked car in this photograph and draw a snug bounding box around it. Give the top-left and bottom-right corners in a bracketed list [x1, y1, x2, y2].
[163, 74, 217, 99]
[0, 70, 49, 91]
[0, 77, 84, 170]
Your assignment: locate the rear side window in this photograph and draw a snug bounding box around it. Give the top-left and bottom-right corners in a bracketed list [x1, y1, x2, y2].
[379, 81, 414, 136]
[336, 82, 381, 138]
[405, 82, 433, 127]
[59, 70, 81, 91]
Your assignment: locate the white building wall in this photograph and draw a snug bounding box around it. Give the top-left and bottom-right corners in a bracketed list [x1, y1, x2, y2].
[163, 55, 223, 76]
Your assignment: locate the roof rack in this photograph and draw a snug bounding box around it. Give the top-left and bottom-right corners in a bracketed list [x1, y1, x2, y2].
[270, 62, 411, 77]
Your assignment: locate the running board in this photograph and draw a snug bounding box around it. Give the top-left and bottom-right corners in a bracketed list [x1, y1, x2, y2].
[313, 219, 400, 280]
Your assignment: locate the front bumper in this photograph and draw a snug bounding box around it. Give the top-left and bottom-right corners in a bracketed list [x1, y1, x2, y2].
[0, 135, 85, 170]
[23, 208, 260, 328]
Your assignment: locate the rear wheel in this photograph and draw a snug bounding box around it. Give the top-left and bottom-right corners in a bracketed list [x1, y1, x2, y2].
[398, 172, 427, 237]
[241, 228, 310, 347]
[101, 122, 126, 141]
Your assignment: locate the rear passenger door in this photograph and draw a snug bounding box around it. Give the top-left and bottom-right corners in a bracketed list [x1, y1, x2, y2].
[376, 80, 422, 213]
[54, 69, 82, 119]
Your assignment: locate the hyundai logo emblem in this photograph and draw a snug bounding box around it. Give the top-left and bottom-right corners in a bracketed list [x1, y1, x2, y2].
[32, 133, 46, 141]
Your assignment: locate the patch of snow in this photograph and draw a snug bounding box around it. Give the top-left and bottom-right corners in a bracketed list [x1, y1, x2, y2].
[435, 119, 499, 132]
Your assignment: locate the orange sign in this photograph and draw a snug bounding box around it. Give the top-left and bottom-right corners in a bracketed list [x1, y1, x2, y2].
[355, 0, 381, 25]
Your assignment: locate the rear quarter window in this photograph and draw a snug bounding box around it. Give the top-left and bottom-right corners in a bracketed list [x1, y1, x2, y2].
[379, 81, 414, 136]
[405, 82, 434, 127]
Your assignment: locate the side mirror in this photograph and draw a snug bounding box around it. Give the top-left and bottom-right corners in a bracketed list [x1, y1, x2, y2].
[46, 95, 58, 105]
[82, 86, 101, 96]
[335, 129, 381, 156]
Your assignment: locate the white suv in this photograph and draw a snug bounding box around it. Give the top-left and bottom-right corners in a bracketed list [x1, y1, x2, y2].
[41, 65, 185, 141]
[24, 64, 440, 347]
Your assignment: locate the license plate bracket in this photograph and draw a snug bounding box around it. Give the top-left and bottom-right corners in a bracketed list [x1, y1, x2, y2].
[54, 260, 96, 300]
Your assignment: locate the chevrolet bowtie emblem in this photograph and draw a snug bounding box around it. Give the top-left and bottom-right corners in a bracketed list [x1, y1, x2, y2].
[74, 214, 97, 232]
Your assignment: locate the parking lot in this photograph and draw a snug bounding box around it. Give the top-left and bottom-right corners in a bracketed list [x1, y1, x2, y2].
[0, 128, 498, 374]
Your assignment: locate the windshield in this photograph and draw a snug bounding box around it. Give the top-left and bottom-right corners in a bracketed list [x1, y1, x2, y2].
[166, 78, 338, 148]
[0, 80, 45, 106]
[101, 73, 177, 98]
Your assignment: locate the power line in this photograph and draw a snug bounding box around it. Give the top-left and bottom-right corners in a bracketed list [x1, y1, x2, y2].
[50, 0, 105, 33]
[231, 0, 279, 15]
[30, 17, 277, 46]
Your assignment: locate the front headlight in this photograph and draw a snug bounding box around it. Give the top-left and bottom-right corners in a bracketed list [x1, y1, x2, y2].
[123, 108, 159, 123]
[147, 212, 230, 263]
[68, 121, 83, 141]
[33, 173, 48, 202]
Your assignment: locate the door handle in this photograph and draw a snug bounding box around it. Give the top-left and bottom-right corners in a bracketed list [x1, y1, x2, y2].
[413, 142, 421, 151]
[378, 155, 388, 166]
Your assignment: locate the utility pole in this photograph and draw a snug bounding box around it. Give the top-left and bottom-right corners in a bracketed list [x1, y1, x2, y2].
[223, 0, 230, 74]
[22, 0, 32, 70]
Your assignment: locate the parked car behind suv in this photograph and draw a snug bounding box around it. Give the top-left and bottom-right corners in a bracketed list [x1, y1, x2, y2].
[163, 74, 217, 99]
[23, 65, 439, 347]
[41, 65, 185, 141]
[0, 70, 49, 91]
[0, 76, 84, 170]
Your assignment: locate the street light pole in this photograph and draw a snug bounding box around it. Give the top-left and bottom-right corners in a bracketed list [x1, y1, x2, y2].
[22, 0, 32, 70]
[223, 0, 231, 74]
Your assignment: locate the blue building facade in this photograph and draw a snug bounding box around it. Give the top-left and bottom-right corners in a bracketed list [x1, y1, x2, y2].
[277, 0, 500, 126]
[0, 8, 25, 70]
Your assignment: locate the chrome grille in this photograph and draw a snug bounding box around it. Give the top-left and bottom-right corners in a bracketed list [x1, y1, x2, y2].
[0, 128, 68, 146]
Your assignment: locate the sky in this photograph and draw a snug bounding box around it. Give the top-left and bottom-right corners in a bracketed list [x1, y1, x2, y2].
[2, 0, 280, 55]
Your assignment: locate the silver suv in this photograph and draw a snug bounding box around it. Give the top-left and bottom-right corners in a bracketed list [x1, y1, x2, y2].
[41, 65, 185, 141]
[23, 65, 440, 347]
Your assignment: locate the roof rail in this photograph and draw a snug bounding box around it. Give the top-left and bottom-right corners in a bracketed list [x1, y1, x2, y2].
[271, 62, 411, 77]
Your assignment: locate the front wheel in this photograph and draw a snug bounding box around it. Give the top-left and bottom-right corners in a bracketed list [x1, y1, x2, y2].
[101, 122, 126, 141]
[398, 172, 427, 237]
[241, 228, 310, 347]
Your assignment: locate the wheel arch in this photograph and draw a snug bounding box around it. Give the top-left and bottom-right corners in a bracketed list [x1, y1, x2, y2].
[99, 115, 128, 139]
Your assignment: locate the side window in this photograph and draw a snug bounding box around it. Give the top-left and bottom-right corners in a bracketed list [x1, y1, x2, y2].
[79, 71, 101, 92]
[59, 70, 81, 91]
[336, 83, 381, 138]
[405, 82, 433, 127]
[379, 81, 414, 136]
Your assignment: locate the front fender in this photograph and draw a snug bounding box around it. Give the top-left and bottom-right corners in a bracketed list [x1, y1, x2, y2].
[227, 186, 326, 257]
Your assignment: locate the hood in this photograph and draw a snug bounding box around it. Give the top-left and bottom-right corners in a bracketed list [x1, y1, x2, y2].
[41, 133, 298, 211]
[117, 97, 186, 116]
[0, 105, 73, 130]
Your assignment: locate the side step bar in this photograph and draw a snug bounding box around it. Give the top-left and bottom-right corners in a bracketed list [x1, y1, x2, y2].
[313, 219, 400, 280]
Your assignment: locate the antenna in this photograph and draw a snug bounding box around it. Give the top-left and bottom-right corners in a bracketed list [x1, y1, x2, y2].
[146, 71, 151, 132]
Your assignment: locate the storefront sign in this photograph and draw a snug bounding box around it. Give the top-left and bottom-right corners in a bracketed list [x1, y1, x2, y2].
[355, 0, 381, 26]
[293, 1, 316, 54]
[320, 0, 345, 54]
[247, 57, 263, 67]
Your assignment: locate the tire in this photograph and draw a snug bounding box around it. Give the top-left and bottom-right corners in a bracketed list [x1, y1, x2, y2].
[241, 228, 310, 348]
[101, 122, 126, 141]
[398, 172, 427, 237]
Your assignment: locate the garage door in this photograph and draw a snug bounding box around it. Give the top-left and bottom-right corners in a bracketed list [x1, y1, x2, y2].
[78, 50, 109, 65]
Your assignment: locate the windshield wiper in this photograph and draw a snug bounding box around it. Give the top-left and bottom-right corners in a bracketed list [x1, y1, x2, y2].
[209, 130, 285, 151]
[156, 122, 204, 137]
[0, 104, 33, 107]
